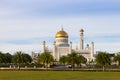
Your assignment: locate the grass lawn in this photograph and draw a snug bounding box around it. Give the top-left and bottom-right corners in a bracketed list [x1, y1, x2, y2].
[0, 71, 120, 80]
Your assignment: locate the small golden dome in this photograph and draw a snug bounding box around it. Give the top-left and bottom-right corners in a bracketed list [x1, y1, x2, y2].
[56, 28, 68, 38]
[80, 29, 84, 32]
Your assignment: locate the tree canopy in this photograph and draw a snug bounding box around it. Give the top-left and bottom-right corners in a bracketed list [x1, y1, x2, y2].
[59, 56, 68, 65]
[12, 51, 32, 69]
[0, 52, 12, 63]
[113, 52, 120, 67]
[96, 51, 111, 71]
[76, 55, 87, 68]
[38, 52, 54, 68]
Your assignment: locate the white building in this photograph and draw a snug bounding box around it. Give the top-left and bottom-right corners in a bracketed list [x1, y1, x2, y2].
[42, 28, 95, 62]
[31, 52, 39, 63]
[77, 29, 95, 62]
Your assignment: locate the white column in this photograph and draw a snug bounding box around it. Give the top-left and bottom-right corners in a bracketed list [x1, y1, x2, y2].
[57, 49, 60, 61]
[42, 41, 46, 53]
[80, 31, 84, 50]
[90, 42, 94, 59]
[69, 41, 72, 54]
[53, 41, 56, 60]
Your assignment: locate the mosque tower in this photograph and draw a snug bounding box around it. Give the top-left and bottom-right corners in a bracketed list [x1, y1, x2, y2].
[91, 42, 94, 59]
[42, 41, 46, 53]
[53, 27, 70, 61]
[80, 29, 84, 50]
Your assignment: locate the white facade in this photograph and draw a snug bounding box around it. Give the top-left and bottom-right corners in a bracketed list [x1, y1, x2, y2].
[77, 29, 95, 62]
[52, 29, 71, 61]
[42, 28, 95, 62]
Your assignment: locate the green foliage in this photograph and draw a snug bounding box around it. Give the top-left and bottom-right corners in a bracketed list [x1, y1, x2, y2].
[67, 52, 78, 68]
[12, 51, 32, 69]
[96, 51, 111, 71]
[0, 52, 12, 63]
[38, 52, 54, 68]
[59, 52, 87, 68]
[0, 52, 4, 63]
[113, 52, 120, 66]
[76, 55, 87, 68]
[4, 53, 12, 63]
[59, 56, 67, 65]
[22, 54, 32, 64]
[12, 51, 32, 64]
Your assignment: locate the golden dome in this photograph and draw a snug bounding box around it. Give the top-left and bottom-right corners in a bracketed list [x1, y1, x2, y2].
[80, 29, 84, 32]
[56, 28, 68, 38]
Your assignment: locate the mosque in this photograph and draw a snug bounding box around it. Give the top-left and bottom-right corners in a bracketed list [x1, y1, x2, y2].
[41, 28, 95, 62]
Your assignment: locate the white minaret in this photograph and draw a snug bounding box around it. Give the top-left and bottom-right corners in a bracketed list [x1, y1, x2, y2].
[85, 44, 90, 50]
[80, 29, 84, 50]
[69, 41, 72, 54]
[42, 41, 46, 53]
[90, 42, 94, 59]
[53, 41, 56, 60]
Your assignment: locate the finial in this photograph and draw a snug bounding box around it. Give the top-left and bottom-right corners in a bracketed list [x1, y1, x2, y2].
[80, 29, 84, 32]
[43, 41, 46, 44]
[43, 41, 45, 43]
[91, 42, 94, 44]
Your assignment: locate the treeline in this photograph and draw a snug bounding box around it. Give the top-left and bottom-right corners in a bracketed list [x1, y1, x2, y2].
[37, 51, 120, 71]
[0, 51, 33, 68]
[0, 51, 32, 64]
[0, 51, 120, 71]
[0, 52, 12, 63]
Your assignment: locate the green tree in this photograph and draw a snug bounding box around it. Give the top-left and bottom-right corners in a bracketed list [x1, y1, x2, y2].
[4, 53, 12, 63]
[59, 56, 68, 66]
[0, 52, 4, 63]
[96, 52, 111, 71]
[38, 52, 54, 69]
[0, 52, 12, 68]
[12, 51, 32, 69]
[67, 52, 78, 70]
[113, 53, 120, 67]
[22, 54, 32, 64]
[12, 51, 24, 69]
[76, 55, 87, 68]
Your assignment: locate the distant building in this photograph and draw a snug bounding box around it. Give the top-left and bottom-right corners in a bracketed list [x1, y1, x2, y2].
[31, 52, 39, 63]
[42, 28, 95, 62]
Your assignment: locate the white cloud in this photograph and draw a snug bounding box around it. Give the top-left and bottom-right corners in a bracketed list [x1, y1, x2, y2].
[0, 43, 41, 54]
[95, 42, 120, 53]
[0, 16, 120, 40]
[0, 8, 17, 16]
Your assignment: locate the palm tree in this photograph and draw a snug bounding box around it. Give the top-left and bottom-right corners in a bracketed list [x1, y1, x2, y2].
[38, 52, 54, 70]
[67, 52, 78, 70]
[96, 52, 111, 71]
[12, 51, 24, 69]
[59, 56, 68, 66]
[113, 53, 120, 67]
[76, 55, 87, 68]
[12, 51, 32, 69]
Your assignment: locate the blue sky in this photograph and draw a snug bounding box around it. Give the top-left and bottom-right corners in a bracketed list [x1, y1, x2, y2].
[0, 0, 120, 54]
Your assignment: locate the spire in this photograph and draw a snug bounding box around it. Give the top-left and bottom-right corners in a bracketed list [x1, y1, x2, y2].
[42, 41, 46, 53]
[80, 29, 84, 50]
